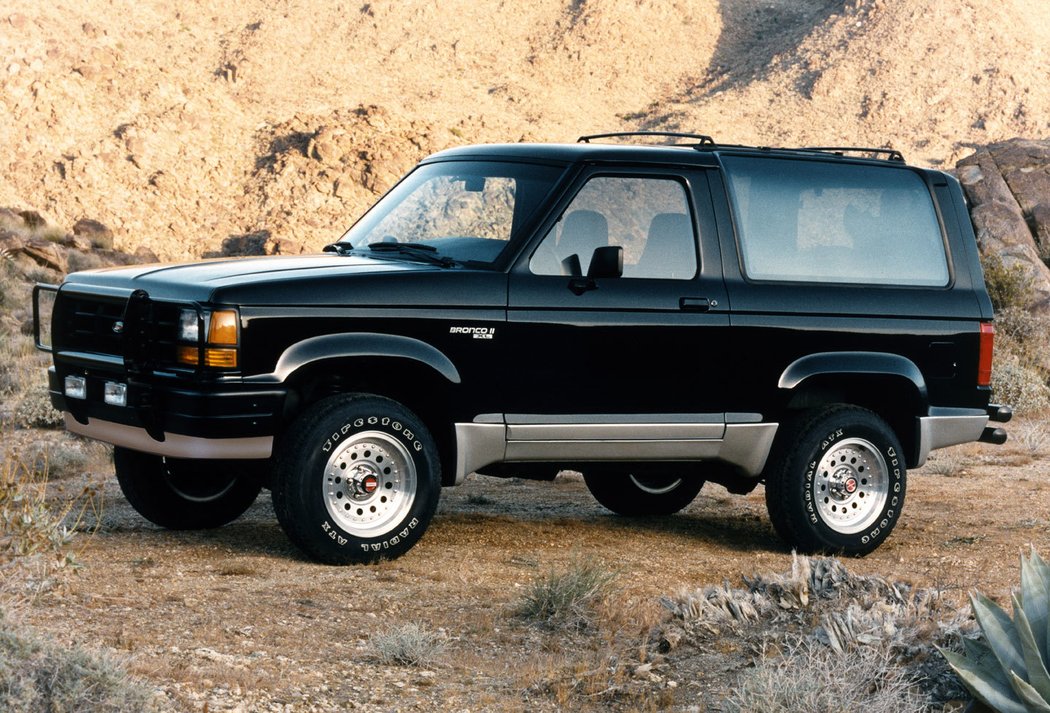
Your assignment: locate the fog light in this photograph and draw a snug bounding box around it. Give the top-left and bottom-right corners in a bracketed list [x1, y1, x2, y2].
[64, 375, 87, 400]
[103, 381, 127, 407]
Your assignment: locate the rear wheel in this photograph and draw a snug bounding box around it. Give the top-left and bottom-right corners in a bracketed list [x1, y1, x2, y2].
[764, 405, 906, 556]
[583, 469, 704, 516]
[272, 394, 441, 564]
[113, 448, 263, 529]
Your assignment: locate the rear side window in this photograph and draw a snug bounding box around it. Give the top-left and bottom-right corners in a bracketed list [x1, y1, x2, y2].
[723, 156, 949, 287]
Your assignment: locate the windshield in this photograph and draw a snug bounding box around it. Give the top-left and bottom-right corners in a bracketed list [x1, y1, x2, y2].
[337, 160, 565, 266]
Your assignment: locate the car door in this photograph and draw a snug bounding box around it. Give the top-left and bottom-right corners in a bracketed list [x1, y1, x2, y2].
[504, 166, 730, 429]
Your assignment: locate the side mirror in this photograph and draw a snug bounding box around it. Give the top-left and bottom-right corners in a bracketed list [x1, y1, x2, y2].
[587, 245, 623, 279]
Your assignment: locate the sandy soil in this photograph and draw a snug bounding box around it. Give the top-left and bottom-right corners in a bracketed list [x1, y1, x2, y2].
[13, 422, 1048, 712]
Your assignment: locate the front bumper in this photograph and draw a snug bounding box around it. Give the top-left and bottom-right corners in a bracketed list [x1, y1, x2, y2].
[49, 367, 283, 459]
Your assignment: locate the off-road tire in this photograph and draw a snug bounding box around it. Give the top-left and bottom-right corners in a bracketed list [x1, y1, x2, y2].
[765, 405, 906, 556]
[272, 394, 441, 565]
[113, 448, 263, 529]
[583, 470, 704, 516]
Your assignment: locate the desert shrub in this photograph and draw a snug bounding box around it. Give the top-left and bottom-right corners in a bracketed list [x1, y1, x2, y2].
[995, 307, 1050, 348]
[66, 249, 105, 273]
[22, 440, 91, 479]
[0, 607, 162, 712]
[15, 387, 63, 429]
[724, 638, 927, 713]
[0, 335, 45, 403]
[1011, 419, 1050, 454]
[991, 354, 1050, 414]
[661, 555, 974, 709]
[0, 456, 75, 569]
[0, 430, 102, 580]
[516, 559, 617, 630]
[369, 623, 446, 667]
[982, 253, 1034, 312]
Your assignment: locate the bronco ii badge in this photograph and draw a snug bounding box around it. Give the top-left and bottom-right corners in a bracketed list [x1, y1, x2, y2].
[449, 326, 495, 340]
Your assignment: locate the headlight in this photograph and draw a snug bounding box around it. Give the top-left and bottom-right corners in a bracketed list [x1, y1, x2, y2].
[177, 308, 239, 369]
[179, 309, 200, 341]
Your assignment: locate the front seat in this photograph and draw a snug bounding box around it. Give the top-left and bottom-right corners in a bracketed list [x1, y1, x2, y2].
[635, 213, 693, 279]
[557, 210, 609, 276]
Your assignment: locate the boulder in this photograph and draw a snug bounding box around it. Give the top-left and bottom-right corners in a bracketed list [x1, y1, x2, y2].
[73, 217, 114, 249]
[22, 237, 67, 273]
[957, 139, 1050, 312]
[18, 209, 46, 229]
[262, 237, 304, 255]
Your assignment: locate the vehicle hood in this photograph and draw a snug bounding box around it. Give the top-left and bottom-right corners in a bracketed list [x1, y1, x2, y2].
[61, 254, 441, 303]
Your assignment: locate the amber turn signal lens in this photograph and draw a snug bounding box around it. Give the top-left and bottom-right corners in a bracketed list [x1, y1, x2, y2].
[204, 348, 238, 368]
[176, 345, 199, 366]
[208, 310, 239, 346]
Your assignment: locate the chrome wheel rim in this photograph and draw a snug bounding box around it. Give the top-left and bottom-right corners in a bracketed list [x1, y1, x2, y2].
[812, 437, 888, 535]
[628, 473, 683, 495]
[323, 431, 416, 537]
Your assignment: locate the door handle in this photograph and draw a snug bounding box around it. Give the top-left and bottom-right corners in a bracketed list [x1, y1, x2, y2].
[680, 297, 717, 312]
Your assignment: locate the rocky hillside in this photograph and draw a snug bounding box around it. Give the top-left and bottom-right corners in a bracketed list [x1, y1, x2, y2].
[0, 0, 1047, 261]
[959, 139, 1050, 310]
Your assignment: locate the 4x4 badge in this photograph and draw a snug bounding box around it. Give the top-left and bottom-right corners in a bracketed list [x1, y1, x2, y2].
[449, 326, 495, 340]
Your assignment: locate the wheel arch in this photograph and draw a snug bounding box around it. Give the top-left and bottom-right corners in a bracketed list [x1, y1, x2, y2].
[777, 352, 929, 466]
[270, 333, 461, 385]
[272, 335, 461, 485]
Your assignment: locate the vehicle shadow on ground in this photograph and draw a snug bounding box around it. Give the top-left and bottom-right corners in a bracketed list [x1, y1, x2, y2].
[434, 506, 778, 557]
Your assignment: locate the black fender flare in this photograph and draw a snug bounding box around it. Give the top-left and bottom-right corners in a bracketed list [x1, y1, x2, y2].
[778, 351, 928, 404]
[261, 333, 461, 385]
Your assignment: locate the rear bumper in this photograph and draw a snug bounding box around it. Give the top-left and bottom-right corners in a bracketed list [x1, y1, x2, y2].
[914, 403, 1010, 467]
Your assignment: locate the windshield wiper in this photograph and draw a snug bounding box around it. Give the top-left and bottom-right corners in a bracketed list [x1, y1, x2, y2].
[322, 242, 352, 254]
[364, 242, 458, 267]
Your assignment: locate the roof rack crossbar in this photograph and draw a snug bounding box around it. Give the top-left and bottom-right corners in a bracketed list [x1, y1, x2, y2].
[801, 146, 906, 162]
[577, 131, 715, 147]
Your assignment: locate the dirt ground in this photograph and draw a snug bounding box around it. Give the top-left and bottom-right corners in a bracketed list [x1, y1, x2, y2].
[12, 419, 1049, 712]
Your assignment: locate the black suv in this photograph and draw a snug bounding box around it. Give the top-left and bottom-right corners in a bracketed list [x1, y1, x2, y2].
[34, 132, 1010, 563]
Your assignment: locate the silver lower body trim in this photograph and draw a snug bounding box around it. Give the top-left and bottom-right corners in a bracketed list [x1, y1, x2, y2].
[452, 417, 779, 484]
[915, 411, 989, 467]
[63, 414, 274, 460]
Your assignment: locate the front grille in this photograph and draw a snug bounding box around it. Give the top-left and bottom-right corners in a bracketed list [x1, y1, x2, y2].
[54, 292, 185, 367]
[59, 294, 126, 357]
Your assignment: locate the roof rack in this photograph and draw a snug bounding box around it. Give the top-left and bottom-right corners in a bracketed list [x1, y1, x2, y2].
[800, 146, 906, 163]
[575, 134, 907, 163]
[577, 131, 715, 147]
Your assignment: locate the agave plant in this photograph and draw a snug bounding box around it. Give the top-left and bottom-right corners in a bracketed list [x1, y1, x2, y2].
[942, 548, 1050, 713]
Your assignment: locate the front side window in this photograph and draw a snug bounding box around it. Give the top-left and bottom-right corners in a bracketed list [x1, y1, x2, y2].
[529, 176, 698, 279]
[723, 156, 949, 287]
[339, 160, 564, 266]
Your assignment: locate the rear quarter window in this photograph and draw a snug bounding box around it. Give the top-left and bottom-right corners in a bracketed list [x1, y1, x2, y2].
[723, 156, 949, 287]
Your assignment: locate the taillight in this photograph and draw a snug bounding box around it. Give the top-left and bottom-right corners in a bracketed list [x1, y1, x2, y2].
[978, 322, 994, 386]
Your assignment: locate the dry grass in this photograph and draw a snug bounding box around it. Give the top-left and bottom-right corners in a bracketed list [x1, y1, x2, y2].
[369, 622, 447, 667]
[516, 559, 618, 631]
[724, 638, 928, 713]
[0, 607, 164, 713]
[1010, 418, 1050, 454]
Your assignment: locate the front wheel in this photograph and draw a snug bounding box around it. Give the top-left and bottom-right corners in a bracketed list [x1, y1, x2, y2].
[272, 394, 441, 565]
[583, 469, 704, 516]
[764, 405, 906, 556]
[113, 448, 264, 529]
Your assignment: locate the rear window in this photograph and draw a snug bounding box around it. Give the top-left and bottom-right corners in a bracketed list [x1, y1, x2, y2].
[723, 156, 949, 287]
